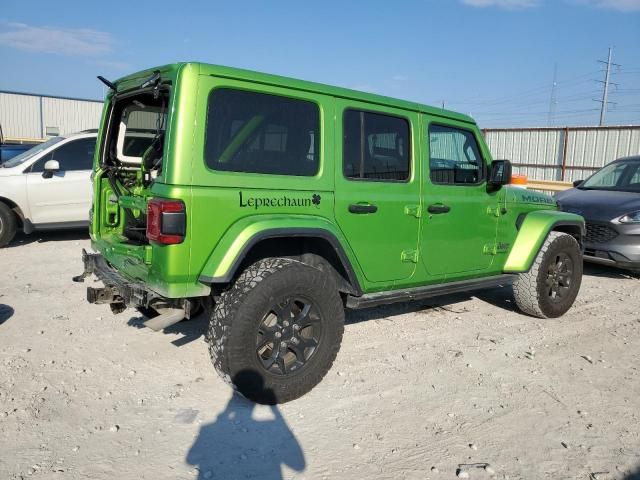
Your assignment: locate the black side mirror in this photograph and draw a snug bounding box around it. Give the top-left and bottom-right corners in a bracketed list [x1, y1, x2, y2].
[488, 159, 512, 188]
[572, 180, 583, 187]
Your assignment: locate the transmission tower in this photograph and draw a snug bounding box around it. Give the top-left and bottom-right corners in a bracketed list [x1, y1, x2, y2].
[547, 64, 558, 127]
[594, 47, 620, 126]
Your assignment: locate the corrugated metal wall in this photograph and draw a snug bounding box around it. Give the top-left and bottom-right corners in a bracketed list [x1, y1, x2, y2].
[483, 126, 640, 182]
[0, 92, 41, 139]
[0, 90, 103, 140]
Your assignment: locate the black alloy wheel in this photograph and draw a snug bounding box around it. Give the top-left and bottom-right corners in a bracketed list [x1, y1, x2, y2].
[256, 297, 322, 375]
[545, 252, 574, 301]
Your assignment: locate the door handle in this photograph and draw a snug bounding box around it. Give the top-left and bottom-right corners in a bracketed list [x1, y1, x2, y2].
[348, 203, 378, 214]
[427, 204, 450, 214]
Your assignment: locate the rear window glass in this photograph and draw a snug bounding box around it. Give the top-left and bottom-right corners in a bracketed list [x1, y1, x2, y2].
[204, 88, 320, 176]
[343, 109, 410, 181]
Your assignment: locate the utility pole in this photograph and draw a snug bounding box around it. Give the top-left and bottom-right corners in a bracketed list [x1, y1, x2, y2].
[595, 47, 620, 126]
[547, 64, 558, 127]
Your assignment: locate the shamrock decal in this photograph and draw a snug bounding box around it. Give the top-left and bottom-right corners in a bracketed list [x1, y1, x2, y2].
[311, 194, 321, 206]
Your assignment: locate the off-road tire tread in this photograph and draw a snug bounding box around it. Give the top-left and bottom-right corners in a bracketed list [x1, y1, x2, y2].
[0, 202, 17, 248]
[206, 257, 344, 403]
[513, 231, 581, 319]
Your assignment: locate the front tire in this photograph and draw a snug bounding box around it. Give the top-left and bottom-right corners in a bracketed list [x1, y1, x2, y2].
[513, 231, 582, 318]
[0, 202, 17, 248]
[207, 257, 344, 404]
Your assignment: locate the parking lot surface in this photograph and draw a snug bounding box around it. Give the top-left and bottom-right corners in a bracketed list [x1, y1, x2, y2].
[1, 232, 639, 480]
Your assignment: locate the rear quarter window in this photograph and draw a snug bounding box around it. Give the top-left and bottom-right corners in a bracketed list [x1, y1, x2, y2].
[204, 88, 320, 177]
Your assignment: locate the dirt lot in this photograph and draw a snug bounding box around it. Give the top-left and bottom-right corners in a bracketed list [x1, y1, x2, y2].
[1, 231, 639, 480]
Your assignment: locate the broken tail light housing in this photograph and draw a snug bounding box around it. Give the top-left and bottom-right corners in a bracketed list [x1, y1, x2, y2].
[146, 198, 186, 245]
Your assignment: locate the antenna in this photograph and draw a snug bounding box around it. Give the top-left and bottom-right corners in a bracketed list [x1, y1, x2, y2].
[97, 75, 117, 92]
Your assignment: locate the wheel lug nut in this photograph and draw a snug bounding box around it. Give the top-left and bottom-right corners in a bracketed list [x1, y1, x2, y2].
[281, 342, 287, 348]
[275, 332, 282, 338]
[291, 337, 299, 345]
[283, 321, 290, 327]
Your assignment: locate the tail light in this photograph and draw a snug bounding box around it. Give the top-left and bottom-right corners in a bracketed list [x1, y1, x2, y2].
[146, 198, 186, 245]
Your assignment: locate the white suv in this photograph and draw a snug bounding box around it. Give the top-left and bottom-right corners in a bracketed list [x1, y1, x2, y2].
[0, 131, 97, 247]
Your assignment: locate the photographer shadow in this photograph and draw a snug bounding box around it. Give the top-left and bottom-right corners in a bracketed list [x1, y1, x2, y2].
[186, 370, 305, 480]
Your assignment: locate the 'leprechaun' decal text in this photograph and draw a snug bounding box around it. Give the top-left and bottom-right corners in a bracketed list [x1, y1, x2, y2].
[239, 192, 321, 210]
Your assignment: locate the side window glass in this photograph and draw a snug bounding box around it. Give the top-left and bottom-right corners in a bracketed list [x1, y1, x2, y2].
[629, 164, 640, 186]
[343, 109, 410, 181]
[32, 138, 96, 172]
[429, 125, 484, 185]
[28, 152, 53, 173]
[204, 88, 320, 176]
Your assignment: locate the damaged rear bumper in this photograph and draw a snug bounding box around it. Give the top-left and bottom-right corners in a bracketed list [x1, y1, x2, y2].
[73, 249, 157, 311]
[72, 249, 195, 325]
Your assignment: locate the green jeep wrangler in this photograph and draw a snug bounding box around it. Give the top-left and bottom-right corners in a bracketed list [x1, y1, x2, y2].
[75, 63, 585, 404]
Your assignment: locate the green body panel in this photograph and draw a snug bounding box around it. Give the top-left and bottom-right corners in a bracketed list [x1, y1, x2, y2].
[419, 115, 500, 278]
[89, 62, 584, 301]
[503, 209, 585, 272]
[332, 97, 421, 284]
[92, 181, 209, 298]
[199, 212, 362, 282]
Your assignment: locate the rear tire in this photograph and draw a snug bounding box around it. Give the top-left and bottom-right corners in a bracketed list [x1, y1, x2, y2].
[206, 257, 344, 404]
[0, 202, 17, 248]
[513, 231, 582, 318]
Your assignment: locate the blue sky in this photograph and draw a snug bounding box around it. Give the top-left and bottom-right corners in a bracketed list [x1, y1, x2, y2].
[0, 0, 639, 127]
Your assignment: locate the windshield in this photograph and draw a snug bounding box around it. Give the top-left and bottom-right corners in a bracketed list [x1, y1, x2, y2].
[580, 160, 640, 193]
[2, 136, 65, 168]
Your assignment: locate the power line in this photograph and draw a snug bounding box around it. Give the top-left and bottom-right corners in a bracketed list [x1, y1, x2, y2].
[449, 69, 601, 107]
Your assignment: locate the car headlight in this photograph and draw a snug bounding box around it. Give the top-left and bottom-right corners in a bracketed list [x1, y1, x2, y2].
[619, 211, 640, 223]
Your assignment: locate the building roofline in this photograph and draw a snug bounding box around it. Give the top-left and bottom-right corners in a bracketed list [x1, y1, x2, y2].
[0, 89, 103, 104]
[482, 125, 640, 132]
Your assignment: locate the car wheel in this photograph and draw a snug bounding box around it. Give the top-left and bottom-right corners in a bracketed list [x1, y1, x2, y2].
[513, 231, 583, 318]
[206, 257, 344, 404]
[0, 202, 17, 248]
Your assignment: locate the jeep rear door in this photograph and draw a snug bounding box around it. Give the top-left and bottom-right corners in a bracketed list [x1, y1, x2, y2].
[420, 119, 499, 277]
[334, 101, 421, 284]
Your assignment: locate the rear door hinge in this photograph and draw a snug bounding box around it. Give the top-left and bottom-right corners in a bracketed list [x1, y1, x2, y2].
[486, 205, 507, 217]
[404, 205, 422, 218]
[401, 249, 419, 263]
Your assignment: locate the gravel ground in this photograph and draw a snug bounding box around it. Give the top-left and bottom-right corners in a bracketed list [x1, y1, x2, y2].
[1, 231, 639, 480]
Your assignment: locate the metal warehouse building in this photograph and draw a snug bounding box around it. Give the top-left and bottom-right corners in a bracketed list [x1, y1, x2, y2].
[0, 90, 103, 141]
[482, 125, 640, 183]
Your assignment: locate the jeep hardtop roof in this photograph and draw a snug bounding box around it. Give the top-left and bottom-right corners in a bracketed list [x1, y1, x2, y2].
[112, 62, 476, 126]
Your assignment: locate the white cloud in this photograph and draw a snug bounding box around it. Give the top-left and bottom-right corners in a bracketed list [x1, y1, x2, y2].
[392, 75, 409, 82]
[461, 0, 640, 8]
[461, 0, 540, 8]
[0, 22, 113, 56]
[574, 0, 640, 11]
